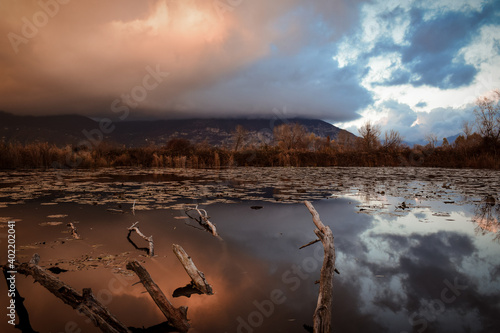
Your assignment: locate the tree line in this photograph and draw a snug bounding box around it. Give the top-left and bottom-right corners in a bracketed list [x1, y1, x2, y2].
[0, 91, 499, 169]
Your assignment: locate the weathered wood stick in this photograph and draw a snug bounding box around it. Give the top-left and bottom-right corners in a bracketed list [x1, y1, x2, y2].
[126, 261, 190, 332]
[184, 205, 221, 239]
[172, 244, 213, 295]
[304, 201, 335, 333]
[299, 238, 321, 249]
[127, 222, 154, 256]
[67, 222, 81, 240]
[16, 255, 130, 333]
[299, 240, 340, 274]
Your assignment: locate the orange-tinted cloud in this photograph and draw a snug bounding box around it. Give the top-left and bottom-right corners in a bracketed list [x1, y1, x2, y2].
[1, 0, 301, 117]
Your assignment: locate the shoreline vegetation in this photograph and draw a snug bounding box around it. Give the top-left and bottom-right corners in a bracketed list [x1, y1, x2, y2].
[1, 90, 499, 170]
[0, 131, 498, 170]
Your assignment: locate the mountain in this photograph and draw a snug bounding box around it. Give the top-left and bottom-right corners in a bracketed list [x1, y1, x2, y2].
[0, 111, 355, 147]
[445, 134, 460, 144]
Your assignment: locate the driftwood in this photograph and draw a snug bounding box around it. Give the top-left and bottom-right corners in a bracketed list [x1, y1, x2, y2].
[304, 201, 336, 333]
[172, 244, 213, 295]
[16, 254, 130, 333]
[126, 261, 190, 332]
[127, 222, 154, 256]
[184, 205, 220, 239]
[67, 222, 81, 240]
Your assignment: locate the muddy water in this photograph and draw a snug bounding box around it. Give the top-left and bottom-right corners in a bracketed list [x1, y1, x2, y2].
[0, 167, 499, 333]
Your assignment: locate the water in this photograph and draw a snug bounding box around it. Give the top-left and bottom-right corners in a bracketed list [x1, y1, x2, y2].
[0, 167, 499, 333]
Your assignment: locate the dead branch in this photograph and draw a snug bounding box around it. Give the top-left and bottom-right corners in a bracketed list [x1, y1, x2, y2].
[127, 222, 154, 256]
[299, 238, 321, 249]
[304, 201, 336, 333]
[126, 261, 190, 333]
[184, 205, 221, 239]
[172, 244, 213, 295]
[67, 222, 81, 240]
[16, 254, 130, 333]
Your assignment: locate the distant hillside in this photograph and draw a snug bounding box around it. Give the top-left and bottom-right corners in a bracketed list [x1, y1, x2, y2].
[0, 111, 356, 147]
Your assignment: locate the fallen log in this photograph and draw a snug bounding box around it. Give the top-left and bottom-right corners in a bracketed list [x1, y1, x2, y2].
[126, 261, 190, 333]
[184, 205, 221, 239]
[16, 254, 130, 333]
[304, 201, 336, 333]
[127, 222, 154, 256]
[172, 244, 213, 295]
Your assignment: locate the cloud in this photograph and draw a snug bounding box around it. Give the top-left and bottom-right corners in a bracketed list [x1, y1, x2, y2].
[0, 0, 372, 121]
[398, 8, 488, 89]
[336, 0, 500, 90]
[338, 99, 475, 143]
[180, 46, 373, 121]
[0, 0, 499, 133]
[379, 100, 476, 143]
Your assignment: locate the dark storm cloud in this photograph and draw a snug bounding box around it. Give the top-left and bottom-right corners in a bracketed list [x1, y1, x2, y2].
[185, 45, 373, 121]
[364, 230, 500, 332]
[0, 0, 372, 121]
[1, 0, 498, 123]
[391, 3, 500, 89]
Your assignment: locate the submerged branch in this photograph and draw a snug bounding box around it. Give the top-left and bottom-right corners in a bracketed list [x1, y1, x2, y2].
[67, 222, 81, 240]
[184, 205, 221, 239]
[16, 254, 130, 333]
[172, 244, 214, 295]
[127, 222, 154, 256]
[126, 261, 190, 332]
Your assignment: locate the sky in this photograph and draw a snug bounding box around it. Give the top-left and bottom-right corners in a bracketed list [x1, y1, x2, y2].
[1, 0, 499, 142]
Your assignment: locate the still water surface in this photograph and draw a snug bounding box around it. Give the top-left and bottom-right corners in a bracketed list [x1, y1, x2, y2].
[0, 167, 499, 333]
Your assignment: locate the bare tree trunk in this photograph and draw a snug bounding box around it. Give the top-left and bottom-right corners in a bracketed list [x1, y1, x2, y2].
[172, 244, 214, 295]
[304, 201, 336, 333]
[126, 261, 190, 332]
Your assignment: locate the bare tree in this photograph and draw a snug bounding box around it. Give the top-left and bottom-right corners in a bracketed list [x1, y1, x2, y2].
[462, 120, 474, 139]
[383, 130, 404, 151]
[232, 125, 248, 151]
[425, 133, 438, 148]
[474, 89, 500, 150]
[336, 130, 355, 151]
[358, 122, 381, 151]
[273, 123, 308, 150]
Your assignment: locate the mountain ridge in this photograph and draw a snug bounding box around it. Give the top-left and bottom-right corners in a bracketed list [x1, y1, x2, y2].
[0, 111, 356, 147]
